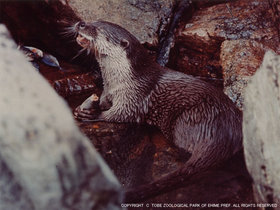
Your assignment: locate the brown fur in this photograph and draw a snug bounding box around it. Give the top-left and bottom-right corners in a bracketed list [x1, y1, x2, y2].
[73, 21, 243, 202]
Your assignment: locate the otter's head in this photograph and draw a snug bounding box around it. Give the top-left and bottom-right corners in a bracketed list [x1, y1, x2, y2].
[74, 21, 151, 71]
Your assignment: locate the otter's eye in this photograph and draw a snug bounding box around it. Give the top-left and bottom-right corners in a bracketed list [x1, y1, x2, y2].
[78, 21, 86, 29]
[120, 39, 129, 49]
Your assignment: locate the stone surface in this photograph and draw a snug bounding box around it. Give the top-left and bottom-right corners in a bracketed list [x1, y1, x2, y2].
[0, 24, 122, 210]
[52, 73, 99, 98]
[180, 0, 278, 48]
[169, 0, 280, 107]
[68, 0, 176, 44]
[268, 0, 280, 42]
[220, 39, 270, 109]
[0, 1, 82, 60]
[78, 122, 184, 188]
[243, 51, 280, 205]
[147, 152, 254, 207]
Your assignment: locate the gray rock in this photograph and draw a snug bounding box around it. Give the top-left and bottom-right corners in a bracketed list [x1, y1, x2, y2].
[243, 51, 280, 205]
[221, 39, 269, 109]
[0, 24, 123, 210]
[68, 0, 176, 44]
[179, 0, 278, 44]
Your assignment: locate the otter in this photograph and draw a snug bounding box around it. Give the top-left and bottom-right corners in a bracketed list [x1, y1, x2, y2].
[72, 21, 243, 201]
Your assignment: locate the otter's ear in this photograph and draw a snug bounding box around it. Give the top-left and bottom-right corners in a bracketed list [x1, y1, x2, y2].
[120, 39, 129, 49]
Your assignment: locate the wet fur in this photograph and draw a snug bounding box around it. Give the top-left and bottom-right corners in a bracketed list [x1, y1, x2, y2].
[73, 21, 243, 201]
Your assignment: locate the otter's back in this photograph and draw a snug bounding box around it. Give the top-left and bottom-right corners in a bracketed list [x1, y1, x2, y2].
[146, 69, 242, 157]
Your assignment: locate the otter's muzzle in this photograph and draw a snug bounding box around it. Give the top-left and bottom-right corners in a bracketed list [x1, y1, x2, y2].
[76, 34, 91, 48]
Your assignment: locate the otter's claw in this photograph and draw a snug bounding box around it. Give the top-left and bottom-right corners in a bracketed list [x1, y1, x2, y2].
[73, 93, 102, 122]
[73, 106, 108, 122]
[74, 106, 97, 121]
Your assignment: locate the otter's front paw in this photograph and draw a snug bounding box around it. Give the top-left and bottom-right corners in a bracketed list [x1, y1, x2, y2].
[74, 94, 100, 122]
[74, 108, 107, 122]
[74, 106, 99, 121]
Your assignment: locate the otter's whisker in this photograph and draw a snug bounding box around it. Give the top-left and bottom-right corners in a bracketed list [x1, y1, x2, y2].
[59, 31, 76, 38]
[87, 48, 91, 55]
[72, 47, 87, 60]
[94, 47, 100, 59]
[59, 24, 79, 39]
[60, 29, 77, 38]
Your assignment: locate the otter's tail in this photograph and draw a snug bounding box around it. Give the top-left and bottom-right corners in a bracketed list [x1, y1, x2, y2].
[124, 148, 225, 202]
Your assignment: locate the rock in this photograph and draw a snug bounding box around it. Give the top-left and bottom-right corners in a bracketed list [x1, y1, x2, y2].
[179, 0, 278, 48]
[243, 51, 280, 205]
[147, 151, 254, 205]
[0, 24, 122, 210]
[169, 0, 280, 108]
[1, 0, 177, 47]
[52, 73, 100, 98]
[78, 122, 158, 187]
[220, 39, 269, 109]
[68, 0, 176, 44]
[0, 1, 82, 60]
[268, 0, 280, 42]
[0, 0, 182, 72]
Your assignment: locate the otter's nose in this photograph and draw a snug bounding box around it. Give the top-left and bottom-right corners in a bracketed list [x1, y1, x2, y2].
[78, 21, 86, 29]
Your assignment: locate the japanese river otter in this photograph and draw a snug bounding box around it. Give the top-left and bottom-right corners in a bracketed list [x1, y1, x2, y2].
[72, 20, 243, 201]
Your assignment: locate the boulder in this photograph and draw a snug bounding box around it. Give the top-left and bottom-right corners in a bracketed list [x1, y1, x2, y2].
[169, 0, 280, 105]
[0, 24, 122, 210]
[0, 1, 82, 60]
[178, 0, 278, 51]
[68, 0, 176, 44]
[243, 51, 280, 205]
[220, 39, 269, 109]
[0, 0, 177, 52]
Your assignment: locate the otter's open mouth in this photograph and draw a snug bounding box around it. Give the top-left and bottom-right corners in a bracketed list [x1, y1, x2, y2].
[76, 33, 91, 48]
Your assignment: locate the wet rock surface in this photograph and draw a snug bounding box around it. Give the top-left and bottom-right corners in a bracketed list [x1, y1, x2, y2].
[0, 25, 122, 210]
[243, 51, 280, 205]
